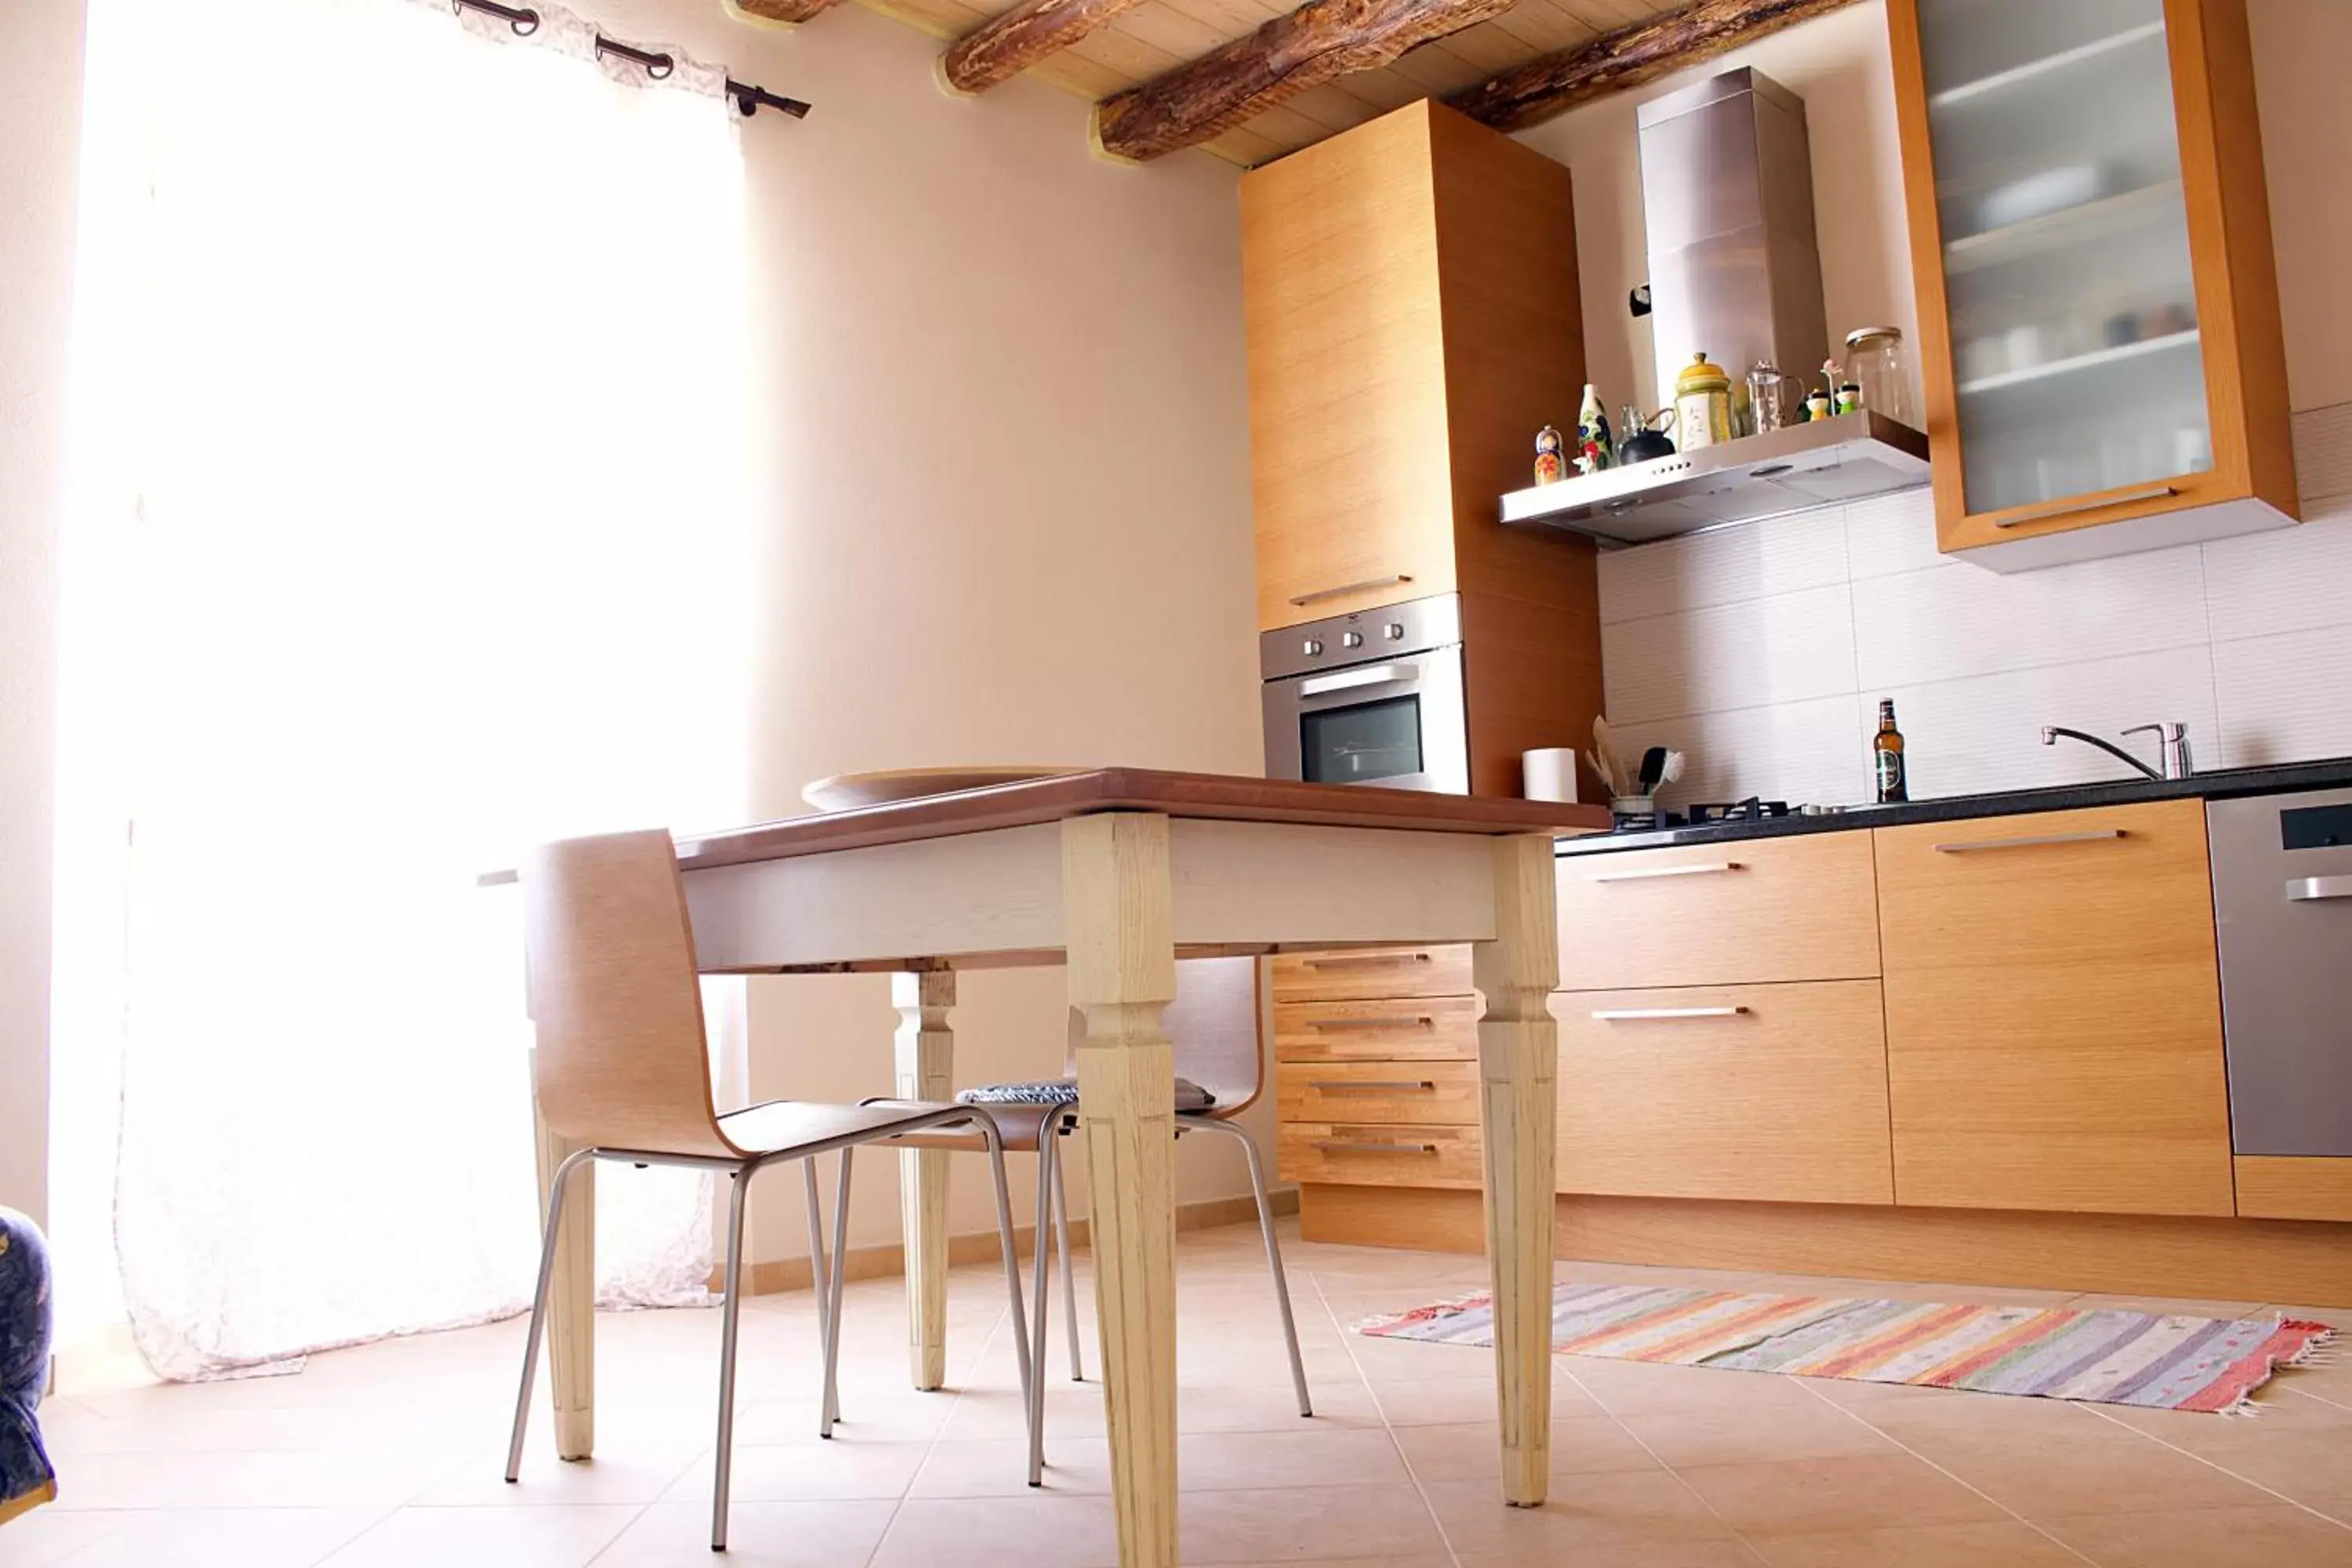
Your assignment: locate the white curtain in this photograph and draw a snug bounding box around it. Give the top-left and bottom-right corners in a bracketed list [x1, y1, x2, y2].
[61, 0, 756, 1378]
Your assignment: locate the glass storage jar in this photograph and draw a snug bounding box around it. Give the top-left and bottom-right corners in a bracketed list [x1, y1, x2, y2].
[1844, 326, 1915, 426]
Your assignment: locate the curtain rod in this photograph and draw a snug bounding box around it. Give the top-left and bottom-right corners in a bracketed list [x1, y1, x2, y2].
[452, 0, 811, 119]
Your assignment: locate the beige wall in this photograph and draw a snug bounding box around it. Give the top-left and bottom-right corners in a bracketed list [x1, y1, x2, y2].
[0, 0, 86, 1229]
[1518, 0, 2352, 419]
[589, 0, 1264, 1265]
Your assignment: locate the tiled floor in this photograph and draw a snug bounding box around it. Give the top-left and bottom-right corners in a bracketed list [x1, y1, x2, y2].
[7, 1221, 2352, 1566]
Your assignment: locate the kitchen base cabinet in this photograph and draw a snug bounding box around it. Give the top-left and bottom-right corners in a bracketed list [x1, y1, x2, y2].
[1875, 800, 2235, 1218]
[1552, 981, 1894, 1207]
[2235, 1157, 2352, 1223]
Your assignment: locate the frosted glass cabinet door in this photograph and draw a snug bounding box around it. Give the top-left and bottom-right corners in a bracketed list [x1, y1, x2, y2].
[1889, 0, 2297, 565]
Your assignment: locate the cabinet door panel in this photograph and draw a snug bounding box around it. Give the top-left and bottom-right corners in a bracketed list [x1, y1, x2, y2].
[1556, 833, 1881, 992]
[1875, 800, 2233, 1216]
[1552, 981, 1894, 1206]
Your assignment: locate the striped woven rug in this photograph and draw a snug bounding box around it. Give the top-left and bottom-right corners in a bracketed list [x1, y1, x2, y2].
[1359, 1283, 2335, 1413]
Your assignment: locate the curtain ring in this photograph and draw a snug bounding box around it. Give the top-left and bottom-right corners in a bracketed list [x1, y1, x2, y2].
[510, 9, 540, 35]
[647, 55, 674, 80]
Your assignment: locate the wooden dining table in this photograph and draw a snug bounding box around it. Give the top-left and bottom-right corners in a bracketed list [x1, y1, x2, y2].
[520, 768, 1608, 1566]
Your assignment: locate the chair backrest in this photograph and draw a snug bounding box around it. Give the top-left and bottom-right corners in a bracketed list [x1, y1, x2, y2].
[1163, 955, 1267, 1115]
[520, 829, 739, 1158]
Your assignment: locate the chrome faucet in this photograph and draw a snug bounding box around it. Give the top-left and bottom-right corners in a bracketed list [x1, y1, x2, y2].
[2041, 723, 2194, 782]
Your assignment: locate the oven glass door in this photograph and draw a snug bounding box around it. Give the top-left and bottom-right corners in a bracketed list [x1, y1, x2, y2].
[1264, 645, 1468, 794]
[1301, 694, 1423, 784]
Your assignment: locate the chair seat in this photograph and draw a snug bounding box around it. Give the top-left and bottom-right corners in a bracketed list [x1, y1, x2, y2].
[714, 1098, 979, 1159]
[889, 1100, 1073, 1153]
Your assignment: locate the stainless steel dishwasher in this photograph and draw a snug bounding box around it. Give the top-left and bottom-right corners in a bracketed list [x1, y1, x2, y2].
[2208, 787, 2352, 1156]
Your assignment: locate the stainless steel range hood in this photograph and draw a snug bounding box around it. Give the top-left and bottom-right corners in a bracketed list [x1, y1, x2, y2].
[1499, 411, 1930, 548]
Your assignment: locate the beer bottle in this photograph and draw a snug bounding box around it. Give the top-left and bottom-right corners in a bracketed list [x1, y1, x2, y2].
[1874, 699, 1908, 804]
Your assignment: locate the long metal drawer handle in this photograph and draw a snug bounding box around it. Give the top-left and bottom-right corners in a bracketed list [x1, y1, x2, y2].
[1298, 663, 1420, 698]
[1932, 829, 2127, 854]
[1308, 1015, 1435, 1031]
[1588, 861, 1743, 884]
[1304, 953, 1430, 970]
[1589, 1007, 1749, 1021]
[2288, 875, 2352, 902]
[1308, 1080, 1437, 1092]
[1991, 485, 2176, 528]
[1315, 1138, 1439, 1155]
[1289, 574, 1412, 607]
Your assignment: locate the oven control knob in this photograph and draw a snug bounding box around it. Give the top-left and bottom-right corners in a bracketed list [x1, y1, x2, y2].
[1385, 622, 1405, 641]
[1342, 630, 1365, 649]
[1302, 638, 1323, 656]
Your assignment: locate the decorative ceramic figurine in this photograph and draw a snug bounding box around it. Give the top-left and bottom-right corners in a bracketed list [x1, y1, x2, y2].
[1533, 425, 1566, 485]
[1574, 383, 1615, 474]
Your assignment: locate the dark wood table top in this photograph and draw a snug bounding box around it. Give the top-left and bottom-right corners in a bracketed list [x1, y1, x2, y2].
[481, 770, 1609, 884]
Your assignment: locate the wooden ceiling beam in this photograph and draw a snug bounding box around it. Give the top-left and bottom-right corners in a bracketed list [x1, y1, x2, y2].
[942, 0, 1152, 93]
[1447, 0, 1859, 133]
[1091, 0, 1522, 162]
[724, 0, 847, 27]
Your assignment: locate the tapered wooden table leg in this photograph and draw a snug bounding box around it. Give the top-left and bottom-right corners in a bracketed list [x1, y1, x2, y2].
[531, 1069, 596, 1461]
[895, 967, 956, 1391]
[1062, 813, 1179, 1566]
[1473, 833, 1561, 1507]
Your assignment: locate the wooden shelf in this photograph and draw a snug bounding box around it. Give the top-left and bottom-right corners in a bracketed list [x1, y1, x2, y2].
[1955, 328, 2201, 397]
[1944, 180, 2185, 274]
[1929, 20, 2165, 111]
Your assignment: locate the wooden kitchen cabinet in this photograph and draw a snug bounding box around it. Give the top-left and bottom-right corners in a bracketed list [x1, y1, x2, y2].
[1887, 0, 2296, 569]
[1875, 800, 2235, 1217]
[1242, 100, 1603, 797]
[1552, 981, 1896, 1207]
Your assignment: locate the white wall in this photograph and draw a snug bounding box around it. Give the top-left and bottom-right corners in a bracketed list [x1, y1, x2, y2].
[1541, 0, 2352, 806]
[0, 0, 86, 1230]
[586, 0, 1264, 1267]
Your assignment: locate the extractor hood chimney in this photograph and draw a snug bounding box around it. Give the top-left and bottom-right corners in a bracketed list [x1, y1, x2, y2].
[1637, 67, 1829, 416]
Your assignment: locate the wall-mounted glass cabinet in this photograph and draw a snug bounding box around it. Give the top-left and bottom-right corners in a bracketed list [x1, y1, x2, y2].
[1888, 0, 2299, 570]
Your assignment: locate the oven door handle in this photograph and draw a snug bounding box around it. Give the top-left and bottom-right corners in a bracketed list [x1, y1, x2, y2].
[1297, 663, 1421, 698]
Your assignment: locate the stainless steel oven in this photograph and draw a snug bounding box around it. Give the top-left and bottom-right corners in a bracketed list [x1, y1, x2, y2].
[1261, 594, 1468, 794]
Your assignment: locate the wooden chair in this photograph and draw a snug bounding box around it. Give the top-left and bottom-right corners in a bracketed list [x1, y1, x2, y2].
[506, 829, 1033, 1552]
[897, 955, 1308, 1486]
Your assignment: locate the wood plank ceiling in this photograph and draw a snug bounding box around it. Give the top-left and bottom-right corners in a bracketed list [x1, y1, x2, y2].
[726, 0, 1850, 167]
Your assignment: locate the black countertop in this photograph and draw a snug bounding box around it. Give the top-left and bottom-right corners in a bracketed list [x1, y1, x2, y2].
[1554, 757, 2352, 857]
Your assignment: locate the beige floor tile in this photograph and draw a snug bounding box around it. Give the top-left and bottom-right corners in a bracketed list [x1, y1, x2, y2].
[2042, 1504, 2352, 1566]
[316, 1503, 640, 1567]
[593, 1499, 898, 1566]
[1421, 1471, 1738, 1556]
[1181, 1481, 1449, 1563]
[20, 1507, 388, 1568]
[1390, 1415, 1661, 1483]
[1177, 1427, 1409, 1492]
[1672, 1454, 2006, 1537]
[656, 1438, 929, 1503]
[2093, 1388, 2352, 1507]
[1616, 1402, 1902, 1468]
[1456, 1547, 1762, 1568]
[869, 1494, 1121, 1568]
[1178, 1379, 1386, 1433]
[1375, 1372, 1605, 1427]
[1563, 1358, 1824, 1417]
[414, 1438, 707, 1507]
[0, 1509, 132, 1568]
[910, 1435, 1110, 1497]
[1746, 1520, 2088, 1567]
[1864, 1411, 2276, 1520]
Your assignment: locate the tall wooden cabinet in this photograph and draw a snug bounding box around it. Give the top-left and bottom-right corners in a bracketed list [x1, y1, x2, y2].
[1888, 0, 2296, 570]
[1240, 100, 1603, 797]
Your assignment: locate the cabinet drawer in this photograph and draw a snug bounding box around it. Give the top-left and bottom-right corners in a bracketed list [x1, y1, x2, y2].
[1550, 981, 1893, 1206]
[1556, 833, 1880, 991]
[1271, 946, 1473, 1002]
[1276, 1060, 1480, 1124]
[1875, 800, 2233, 1218]
[1273, 995, 1480, 1062]
[1278, 1121, 1483, 1189]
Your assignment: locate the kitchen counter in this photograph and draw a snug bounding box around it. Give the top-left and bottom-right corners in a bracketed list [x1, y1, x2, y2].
[1555, 756, 2352, 856]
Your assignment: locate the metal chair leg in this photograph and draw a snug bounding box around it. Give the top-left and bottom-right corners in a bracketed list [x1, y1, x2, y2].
[802, 1158, 837, 1433]
[1026, 1123, 1060, 1486]
[971, 1116, 1035, 1478]
[819, 1148, 854, 1439]
[507, 1146, 594, 1483]
[710, 1164, 753, 1552]
[1051, 1133, 1082, 1382]
[1189, 1117, 1312, 1417]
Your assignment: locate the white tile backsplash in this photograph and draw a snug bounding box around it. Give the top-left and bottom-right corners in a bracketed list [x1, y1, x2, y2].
[1602, 582, 1858, 725]
[1592, 401, 2352, 807]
